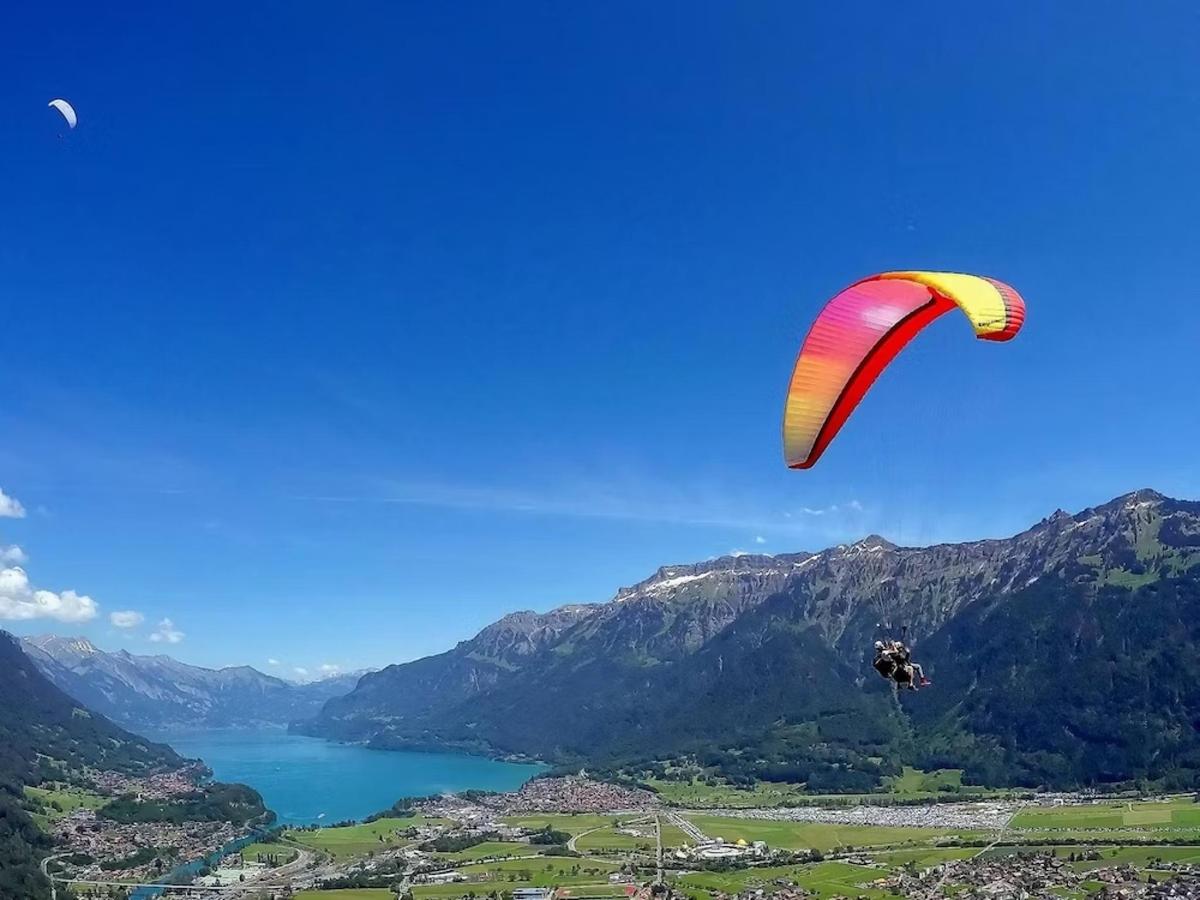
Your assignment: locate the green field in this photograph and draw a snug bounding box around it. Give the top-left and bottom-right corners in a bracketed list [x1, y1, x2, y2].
[296, 891, 391, 900]
[1069, 845, 1200, 870]
[648, 768, 993, 809]
[548, 886, 632, 898]
[458, 857, 620, 886]
[433, 840, 542, 862]
[241, 841, 297, 865]
[1012, 798, 1200, 832]
[575, 825, 656, 852]
[659, 823, 689, 848]
[284, 815, 445, 859]
[881, 766, 969, 796]
[23, 784, 107, 826]
[682, 814, 967, 851]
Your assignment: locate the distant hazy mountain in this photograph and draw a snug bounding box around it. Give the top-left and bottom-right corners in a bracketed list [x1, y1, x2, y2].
[20, 636, 366, 730]
[300, 489, 1200, 790]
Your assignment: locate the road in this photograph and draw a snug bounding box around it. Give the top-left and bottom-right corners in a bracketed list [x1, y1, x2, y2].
[567, 825, 607, 852]
[40, 853, 68, 900]
[654, 814, 663, 884]
[665, 811, 708, 844]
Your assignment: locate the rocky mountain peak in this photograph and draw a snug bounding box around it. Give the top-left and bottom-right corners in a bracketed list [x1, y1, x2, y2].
[846, 534, 896, 553]
[25, 634, 99, 658]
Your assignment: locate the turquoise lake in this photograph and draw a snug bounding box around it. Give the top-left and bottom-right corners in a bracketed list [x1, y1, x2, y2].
[147, 728, 545, 826]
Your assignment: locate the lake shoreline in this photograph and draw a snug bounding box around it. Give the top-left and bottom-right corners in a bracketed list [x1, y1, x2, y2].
[145, 727, 546, 827]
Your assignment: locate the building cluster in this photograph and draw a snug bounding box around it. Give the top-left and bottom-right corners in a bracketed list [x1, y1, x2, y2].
[87, 764, 204, 800]
[674, 837, 769, 861]
[886, 853, 1200, 899]
[51, 807, 237, 884]
[417, 775, 657, 818]
[485, 776, 659, 813]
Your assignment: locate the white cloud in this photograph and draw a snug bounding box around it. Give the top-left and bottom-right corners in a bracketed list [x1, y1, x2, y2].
[110, 609, 144, 629]
[729, 549, 750, 557]
[754, 535, 766, 545]
[0, 544, 27, 565]
[293, 667, 309, 677]
[0, 488, 26, 519]
[318, 663, 341, 676]
[148, 618, 184, 644]
[267, 658, 280, 666]
[0, 566, 98, 622]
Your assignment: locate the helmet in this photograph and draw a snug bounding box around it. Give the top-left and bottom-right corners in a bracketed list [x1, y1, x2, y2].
[874, 641, 884, 650]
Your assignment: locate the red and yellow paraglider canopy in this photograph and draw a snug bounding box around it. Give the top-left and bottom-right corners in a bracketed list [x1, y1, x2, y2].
[782, 271, 1025, 469]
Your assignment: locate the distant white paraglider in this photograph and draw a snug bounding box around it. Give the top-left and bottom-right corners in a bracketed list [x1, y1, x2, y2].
[48, 98, 78, 129]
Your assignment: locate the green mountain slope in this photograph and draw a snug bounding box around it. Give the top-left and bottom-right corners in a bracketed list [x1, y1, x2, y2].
[0, 631, 182, 899]
[301, 489, 1200, 790]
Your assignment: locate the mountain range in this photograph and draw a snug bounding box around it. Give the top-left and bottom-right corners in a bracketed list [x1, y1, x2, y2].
[297, 488, 1200, 790]
[20, 636, 366, 730]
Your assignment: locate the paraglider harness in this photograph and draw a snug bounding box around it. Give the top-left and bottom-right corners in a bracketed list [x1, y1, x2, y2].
[872, 627, 925, 690]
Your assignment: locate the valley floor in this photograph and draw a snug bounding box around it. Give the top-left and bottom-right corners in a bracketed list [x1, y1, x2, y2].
[42, 776, 1200, 899]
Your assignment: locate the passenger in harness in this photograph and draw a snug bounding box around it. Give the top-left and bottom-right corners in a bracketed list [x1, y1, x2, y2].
[872, 639, 931, 690]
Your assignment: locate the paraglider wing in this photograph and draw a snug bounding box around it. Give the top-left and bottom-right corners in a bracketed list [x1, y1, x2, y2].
[782, 271, 1025, 469]
[48, 99, 77, 129]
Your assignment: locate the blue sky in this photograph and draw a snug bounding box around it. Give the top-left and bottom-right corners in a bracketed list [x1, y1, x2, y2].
[2, 2, 1199, 673]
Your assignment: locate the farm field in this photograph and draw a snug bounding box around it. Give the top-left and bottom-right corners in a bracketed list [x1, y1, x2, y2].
[1011, 798, 1200, 831]
[284, 816, 445, 859]
[458, 857, 621, 886]
[681, 814, 966, 851]
[575, 825, 656, 852]
[432, 840, 542, 862]
[648, 768, 1002, 809]
[24, 784, 107, 828]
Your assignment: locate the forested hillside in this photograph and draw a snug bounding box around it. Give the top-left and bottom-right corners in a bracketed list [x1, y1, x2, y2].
[301, 490, 1200, 791]
[0, 631, 181, 899]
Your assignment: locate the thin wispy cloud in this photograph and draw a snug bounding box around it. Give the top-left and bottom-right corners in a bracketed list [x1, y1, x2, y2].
[300, 477, 870, 541]
[110, 610, 144, 629]
[789, 500, 864, 518]
[0, 487, 26, 519]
